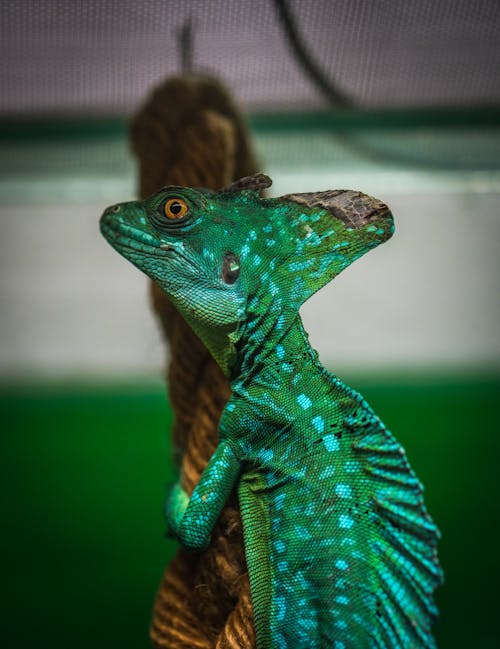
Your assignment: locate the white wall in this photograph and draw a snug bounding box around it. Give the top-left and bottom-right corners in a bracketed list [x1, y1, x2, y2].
[1, 170, 499, 379]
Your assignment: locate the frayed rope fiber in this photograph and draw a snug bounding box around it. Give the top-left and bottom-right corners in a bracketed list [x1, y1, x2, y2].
[130, 74, 259, 649]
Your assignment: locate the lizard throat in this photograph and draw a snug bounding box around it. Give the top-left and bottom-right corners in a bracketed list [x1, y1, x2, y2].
[232, 305, 317, 386]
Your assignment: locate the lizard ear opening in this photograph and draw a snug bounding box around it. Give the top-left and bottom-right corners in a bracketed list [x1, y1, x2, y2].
[222, 252, 241, 284]
[278, 189, 394, 309]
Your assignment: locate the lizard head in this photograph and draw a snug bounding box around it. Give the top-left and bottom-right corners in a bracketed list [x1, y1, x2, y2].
[100, 174, 393, 375]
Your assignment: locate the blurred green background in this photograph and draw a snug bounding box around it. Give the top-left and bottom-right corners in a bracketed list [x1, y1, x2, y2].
[2, 1, 500, 647]
[2, 376, 499, 647]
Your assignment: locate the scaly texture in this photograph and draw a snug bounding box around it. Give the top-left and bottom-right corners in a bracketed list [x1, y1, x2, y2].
[101, 174, 443, 648]
[130, 75, 258, 648]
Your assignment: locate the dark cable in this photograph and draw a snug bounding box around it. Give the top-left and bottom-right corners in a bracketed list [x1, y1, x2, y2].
[272, 0, 353, 108]
[273, 1, 456, 169]
[178, 18, 194, 73]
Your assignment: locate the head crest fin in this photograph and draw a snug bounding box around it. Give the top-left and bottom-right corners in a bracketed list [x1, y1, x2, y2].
[282, 190, 389, 229]
[221, 173, 272, 194]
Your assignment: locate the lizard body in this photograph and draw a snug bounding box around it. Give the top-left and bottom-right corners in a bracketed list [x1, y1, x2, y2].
[100, 174, 442, 648]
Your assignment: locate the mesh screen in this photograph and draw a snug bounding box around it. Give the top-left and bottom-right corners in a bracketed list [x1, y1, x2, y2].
[1, 0, 499, 115]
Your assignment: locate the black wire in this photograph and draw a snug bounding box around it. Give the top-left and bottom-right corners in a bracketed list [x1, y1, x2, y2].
[272, 0, 353, 108]
[178, 18, 194, 73]
[272, 1, 460, 169]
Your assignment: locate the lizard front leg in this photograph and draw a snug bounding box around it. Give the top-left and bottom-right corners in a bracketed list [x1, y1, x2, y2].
[165, 440, 241, 551]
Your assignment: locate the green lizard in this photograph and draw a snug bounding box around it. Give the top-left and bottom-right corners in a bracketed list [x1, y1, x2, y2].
[100, 173, 442, 648]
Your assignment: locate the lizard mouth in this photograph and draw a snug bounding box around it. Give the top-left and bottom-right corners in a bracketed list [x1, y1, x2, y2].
[100, 215, 164, 257]
[100, 212, 198, 269]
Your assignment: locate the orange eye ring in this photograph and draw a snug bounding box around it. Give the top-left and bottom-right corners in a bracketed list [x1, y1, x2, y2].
[164, 198, 188, 220]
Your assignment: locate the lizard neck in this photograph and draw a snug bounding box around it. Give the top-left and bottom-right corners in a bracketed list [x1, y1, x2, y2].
[230, 295, 321, 387]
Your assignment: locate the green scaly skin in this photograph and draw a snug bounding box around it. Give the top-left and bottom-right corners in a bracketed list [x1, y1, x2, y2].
[100, 174, 442, 648]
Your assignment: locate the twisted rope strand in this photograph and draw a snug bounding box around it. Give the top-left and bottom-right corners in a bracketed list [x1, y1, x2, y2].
[130, 75, 259, 648]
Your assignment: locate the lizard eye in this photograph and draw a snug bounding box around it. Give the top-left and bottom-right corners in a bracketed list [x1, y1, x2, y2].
[164, 198, 188, 220]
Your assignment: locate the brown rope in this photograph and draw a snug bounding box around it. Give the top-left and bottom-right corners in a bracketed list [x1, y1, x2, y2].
[130, 75, 259, 648]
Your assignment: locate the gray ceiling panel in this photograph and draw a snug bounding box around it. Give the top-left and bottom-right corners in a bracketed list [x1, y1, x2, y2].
[1, 0, 499, 115]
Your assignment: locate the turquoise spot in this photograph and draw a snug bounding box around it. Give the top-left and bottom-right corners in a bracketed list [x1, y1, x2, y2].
[276, 345, 285, 359]
[376, 228, 385, 235]
[319, 538, 335, 548]
[277, 561, 288, 572]
[274, 493, 286, 510]
[297, 394, 312, 409]
[339, 514, 354, 529]
[276, 595, 286, 622]
[271, 297, 282, 312]
[253, 254, 262, 266]
[269, 281, 279, 296]
[304, 502, 315, 516]
[336, 559, 349, 571]
[323, 434, 339, 452]
[276, 633, 287, 648]
[312, 415, 324, 433]
[259, 449, 274, 462]
[294, 525, 312, 540]
[319, 465, 335, 479]
[336, 595, 349, 605]
[288, 258, 315, 272]
[296, 571, 308, 589]
[241, 244, 250, 258]
[295, 466, 306, 479]
[266, 238, 276, 247]
[335, 642, 345, 649]
[301, 618, 317, 631]
[274, 539, 286, 553]
[266, 471, 278, 486]
[335, 483, 352, 498]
